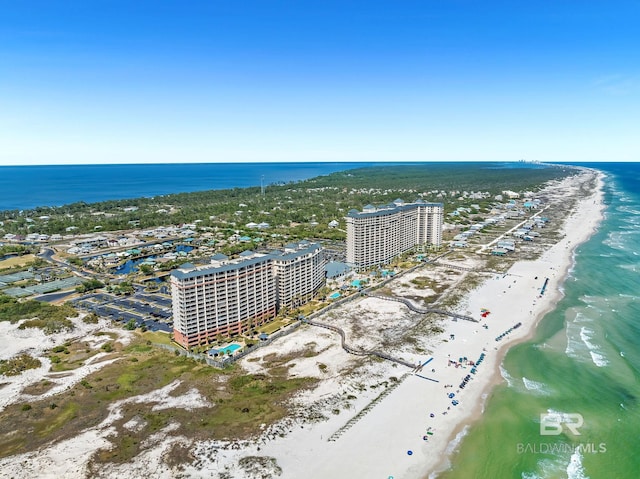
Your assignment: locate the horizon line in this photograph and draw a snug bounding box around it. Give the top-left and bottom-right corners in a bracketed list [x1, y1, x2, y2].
[0, 159, 630, 167]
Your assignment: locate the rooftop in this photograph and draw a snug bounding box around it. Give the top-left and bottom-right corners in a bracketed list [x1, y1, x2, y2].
[346, 199, 443, 218]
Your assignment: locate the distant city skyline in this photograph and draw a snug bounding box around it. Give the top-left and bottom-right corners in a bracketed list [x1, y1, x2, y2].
[1, 1, 639, 165]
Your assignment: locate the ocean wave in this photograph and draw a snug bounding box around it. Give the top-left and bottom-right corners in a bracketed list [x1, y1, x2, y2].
[589, 351, 608, 367]
[589, 351, 609, 368]
[615, 204, 640, 215]
[580, 327, 609, 367]
[500, 364, 516, 388]
[618, 229, 640, 236]
[572, 311, 594, 323]
[567, 448, 589, 479]
[566, 323, 603, 365]
[443, 425, 470, 456]
[603, 232, 631, 250]
[537, 456, 572, 477]
[618, 263, 639, 273]
[616, 201, 640, 215]
[603, 238, 624, 251]
[620, 223, 640, 230]
[578, 295, 599, 305]
[618, 293, 640, 299]
[480, 392, 489, 413]
[620, 217, 640, 228]
[522, 377, 551, 396]
[544, 408, 571, 420]
[565, 324, 583, 360]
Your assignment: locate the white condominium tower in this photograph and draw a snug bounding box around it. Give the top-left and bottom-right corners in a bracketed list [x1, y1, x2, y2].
[346, 199, 443, 269]
[170, 241, 325, 349]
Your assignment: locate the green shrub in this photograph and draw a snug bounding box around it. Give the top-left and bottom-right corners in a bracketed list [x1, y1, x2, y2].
[0, 353, 42, 376]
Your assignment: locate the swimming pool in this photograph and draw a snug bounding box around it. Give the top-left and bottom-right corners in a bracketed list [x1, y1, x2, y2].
[329, 292, 341, 299]
[217, 343, 241, 355]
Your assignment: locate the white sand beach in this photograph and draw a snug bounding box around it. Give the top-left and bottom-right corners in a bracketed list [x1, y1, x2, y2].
[0, 169, 605, 479]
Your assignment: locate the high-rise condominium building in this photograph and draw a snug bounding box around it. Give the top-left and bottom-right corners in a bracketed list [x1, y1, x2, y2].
[170, 241, 325, 349]
[346, 199, 443, 269]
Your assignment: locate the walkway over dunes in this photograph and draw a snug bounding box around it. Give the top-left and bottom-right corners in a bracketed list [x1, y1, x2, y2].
[300, 318, 417, 369]
[363, 292, 478, 323]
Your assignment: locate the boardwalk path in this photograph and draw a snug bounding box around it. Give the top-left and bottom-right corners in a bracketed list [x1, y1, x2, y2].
[301, 291, 476, 370]
[301, 318, 417, 369]
[363, 292, 478, 323]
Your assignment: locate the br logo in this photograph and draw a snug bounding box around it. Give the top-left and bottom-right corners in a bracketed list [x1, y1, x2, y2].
[540, 413, 583, 436]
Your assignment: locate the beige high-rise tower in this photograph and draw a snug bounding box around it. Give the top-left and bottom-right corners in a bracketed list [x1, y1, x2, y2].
[346, 199, 443, 269]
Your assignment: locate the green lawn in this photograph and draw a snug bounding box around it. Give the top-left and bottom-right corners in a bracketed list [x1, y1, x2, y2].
[260, 320, 287, 334]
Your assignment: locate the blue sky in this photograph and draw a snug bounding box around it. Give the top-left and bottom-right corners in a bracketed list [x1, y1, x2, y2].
[1, 1, 639, 165]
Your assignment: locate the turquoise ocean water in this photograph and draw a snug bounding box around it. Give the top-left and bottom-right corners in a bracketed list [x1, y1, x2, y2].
[437, 163, 640, 479]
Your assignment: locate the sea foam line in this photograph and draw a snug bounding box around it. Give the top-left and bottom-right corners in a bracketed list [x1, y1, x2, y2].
[522, 377, 551, 396]
[567, 448, 589, 479]
[579, 327, 609, 367]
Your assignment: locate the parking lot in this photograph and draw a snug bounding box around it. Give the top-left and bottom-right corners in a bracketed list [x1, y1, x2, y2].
[73, 291, 173, 333]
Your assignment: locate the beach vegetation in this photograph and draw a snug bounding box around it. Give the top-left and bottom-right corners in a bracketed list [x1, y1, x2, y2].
[22, 379, 56, 396]
[0, 294, 78, 334]
[82, 312, 100, 324]
[0, 335, 317, 466]
[18, 316, 75, 335]
[48, 340, 103, 372]
[0, 353, 42, 376]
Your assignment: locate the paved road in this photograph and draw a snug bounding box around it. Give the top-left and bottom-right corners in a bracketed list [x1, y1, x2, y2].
[38, 247, 89, 278]
[476, 206, 549, 254]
